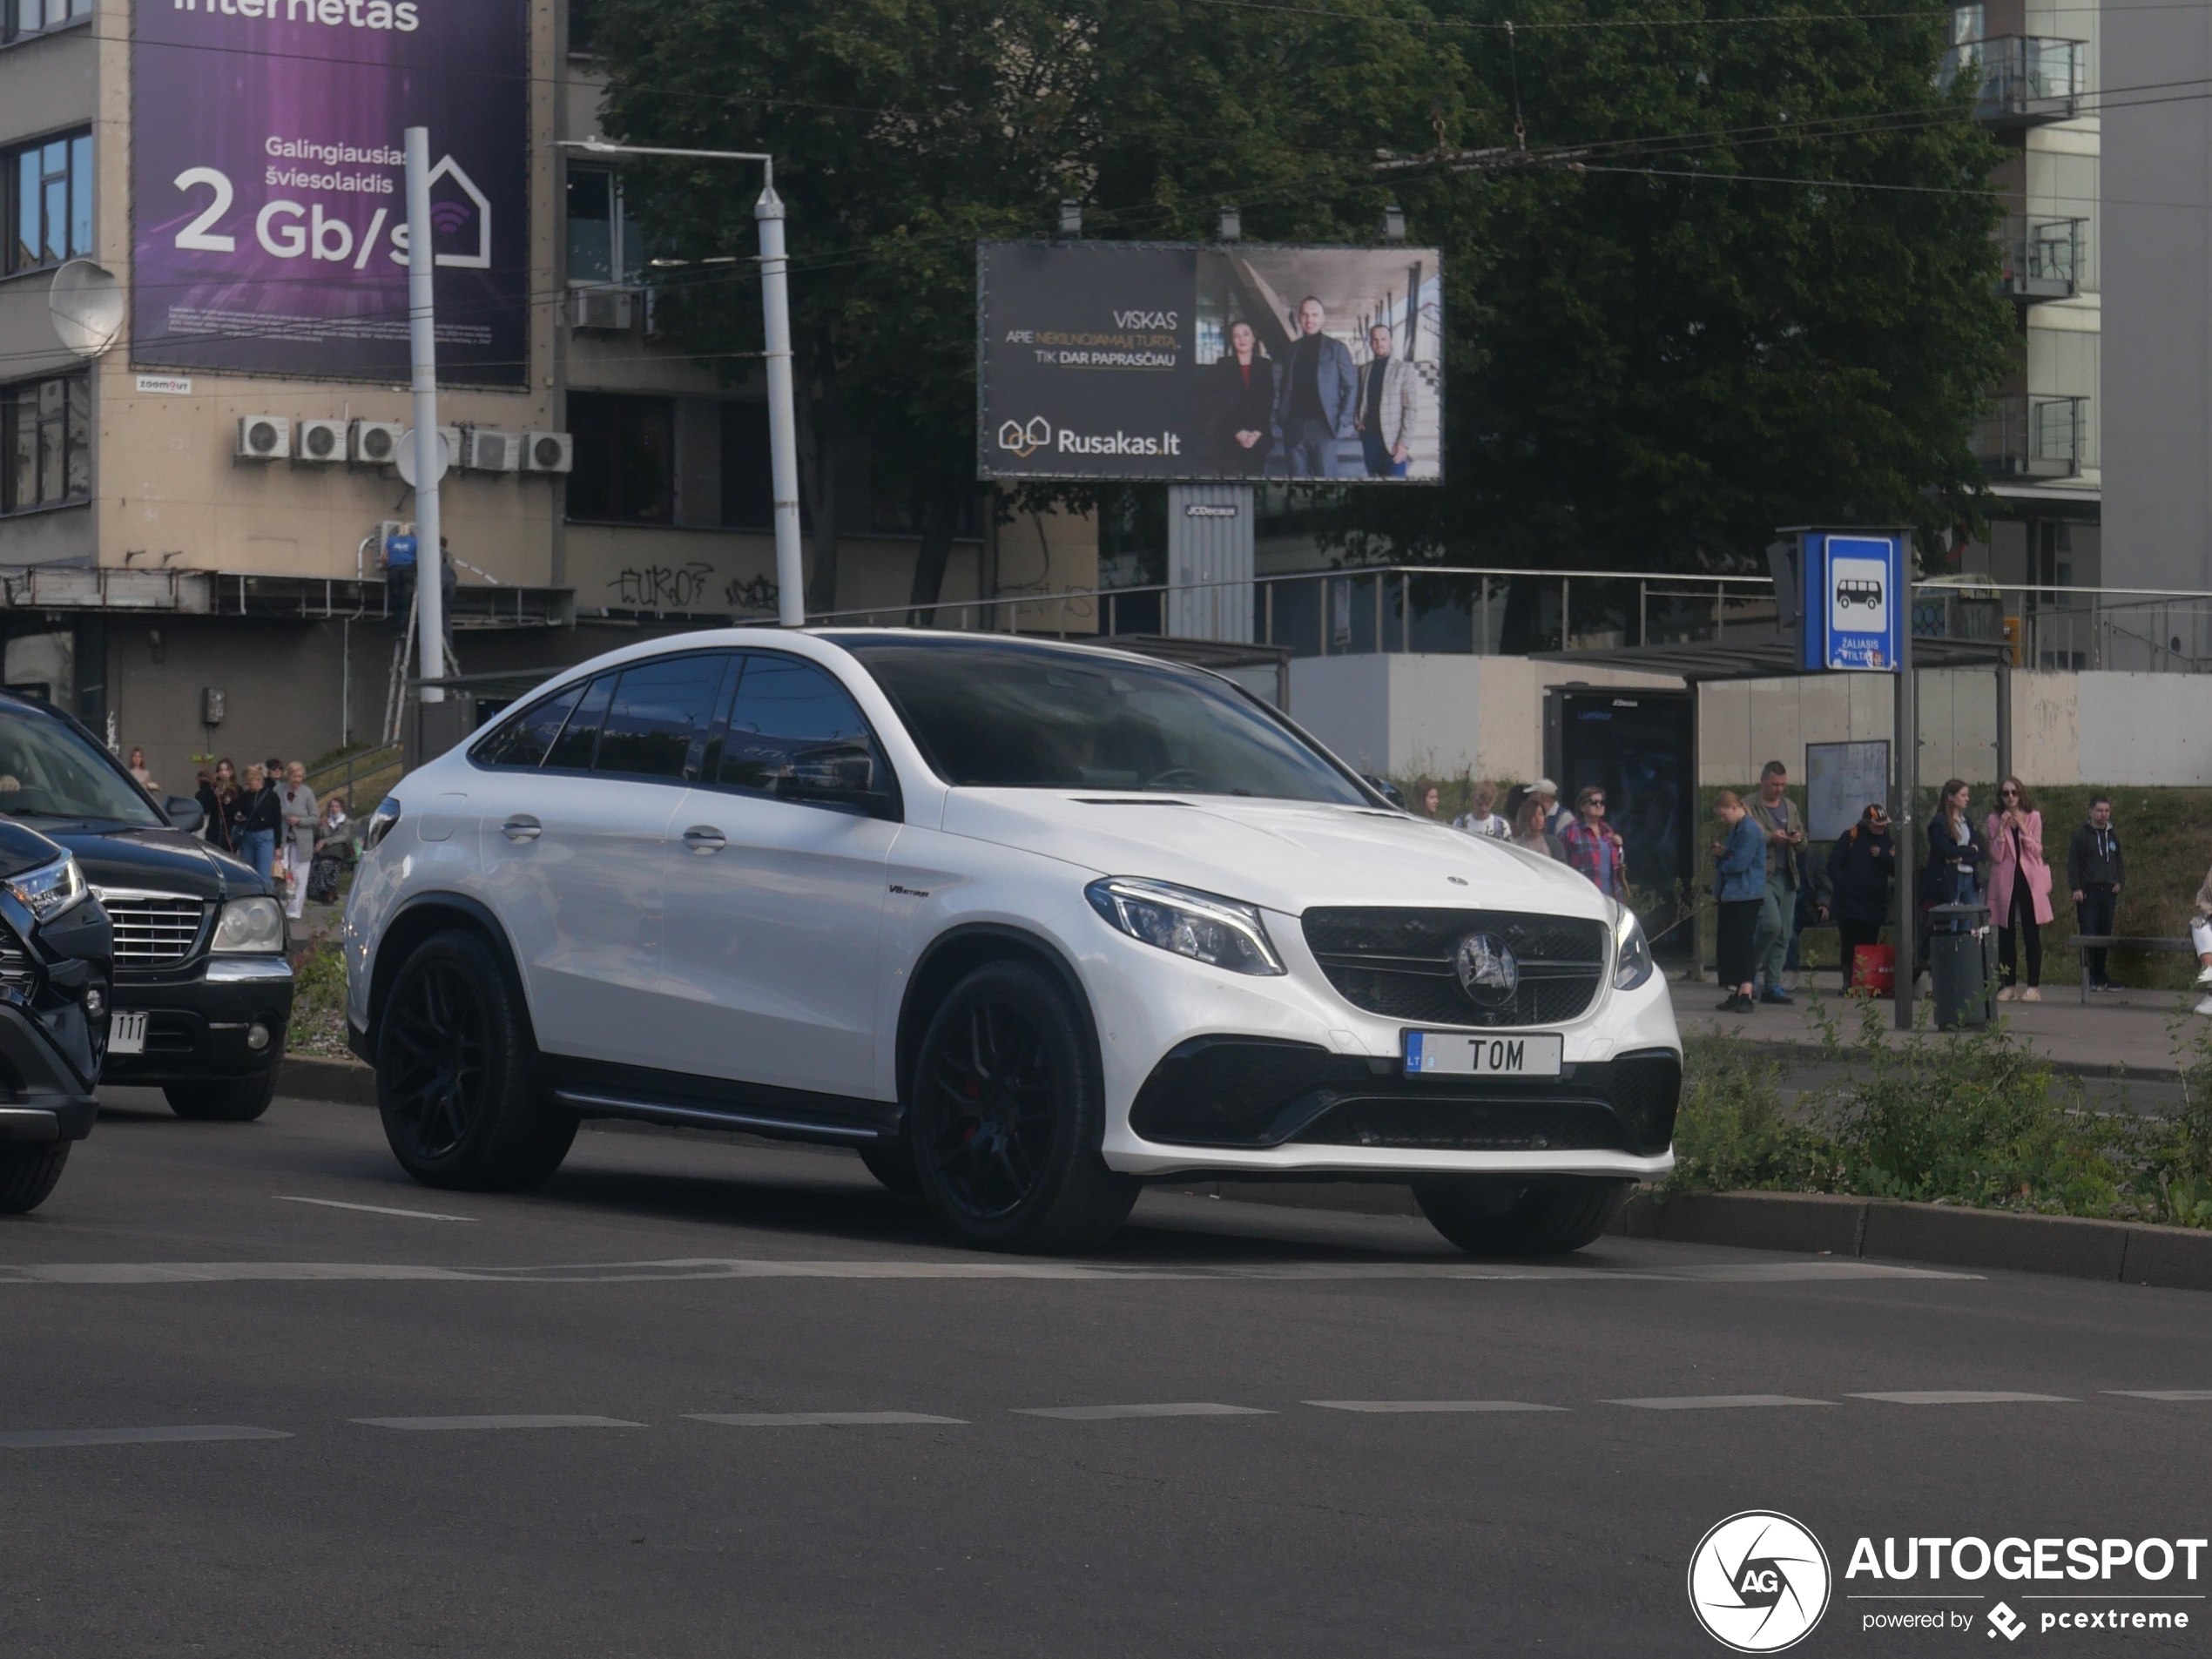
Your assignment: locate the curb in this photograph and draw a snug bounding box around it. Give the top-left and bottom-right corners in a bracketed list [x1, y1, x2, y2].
[269, 1056, 2212, 1290]
[1680, 1033, 2182, 1083]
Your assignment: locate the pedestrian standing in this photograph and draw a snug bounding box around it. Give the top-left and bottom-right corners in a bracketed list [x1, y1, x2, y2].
[199, 758, 238, 853]
[2066, 794, 2124, 992]
[1711, 792, 1765, 1013]
[280, 760, 318, 921]
[1512, 795, 1565, 861]
[1561, 785, 1627, 898]
[1417, 783, 1442, 819]
[1986, 776, 2053, 1002]
[2191, 861, 2212, 1016]
[237, 763, 281, 881]
[1529, 778, 1572, 839]
[1825, 803, 1895, 991]
[126, 747, 158, 794]
[1744, 760, 1806, 1006]
[1454, 780, 1510, 840]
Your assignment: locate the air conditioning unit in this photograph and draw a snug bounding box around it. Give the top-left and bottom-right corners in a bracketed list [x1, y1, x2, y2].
[236, 415, 290, 461]
[570, 287, 634, 332]
[295, 418, 346, 463]
[464, 428, 523, 473]
[522, 431, 573, 474]
[350, 420, 406, 466]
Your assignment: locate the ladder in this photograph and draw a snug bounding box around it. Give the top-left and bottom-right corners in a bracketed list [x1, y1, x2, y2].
[381, 604, 462, 745]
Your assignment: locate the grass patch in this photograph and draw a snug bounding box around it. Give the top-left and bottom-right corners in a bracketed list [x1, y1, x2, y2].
[287, 936, 351, 1060]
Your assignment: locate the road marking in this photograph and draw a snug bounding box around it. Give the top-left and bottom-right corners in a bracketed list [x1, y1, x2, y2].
[2104, 1390, 2212, 1401]
[276, 1197, 476, 1223]
[0, 1257, 1985, 1286]
[1305, 1399, 1567, 1413]
[1015, 1403, 1274, 1420]
[1847, 1391, 2076, 1406]
[1606, 1394, 1834, 1410]
[350, 1415, 644, 1431]
[688, 1412, 968, 1427]
[0, 1425, 291, 1448]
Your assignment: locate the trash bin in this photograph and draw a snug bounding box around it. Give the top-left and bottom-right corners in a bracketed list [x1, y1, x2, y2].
[1926, 901, 1993, 1028]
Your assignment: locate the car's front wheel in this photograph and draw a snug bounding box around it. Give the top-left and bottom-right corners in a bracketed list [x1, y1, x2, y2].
[165, 1072, 277, 1123]
[909, 960, 1138, 1253]
[1412, 1176, 1630, 1256]
[0, 1143, 69, 1214]
[375, 929, 575, 1190]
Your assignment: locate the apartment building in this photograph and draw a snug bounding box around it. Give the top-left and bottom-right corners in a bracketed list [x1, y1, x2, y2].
[0, 0, 1089, 787]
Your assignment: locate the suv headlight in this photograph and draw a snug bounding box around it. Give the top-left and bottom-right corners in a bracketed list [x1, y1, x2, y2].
[364, 797, 401, 852]
[1612, 907, 1654, 992]
[211, 895, 287, 954]
[1085, 877, 1285, 976]
[7, 854, 85, 923]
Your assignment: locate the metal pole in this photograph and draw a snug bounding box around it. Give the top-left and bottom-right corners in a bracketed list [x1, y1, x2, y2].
[1895, 543, 1919, 1030]
[403, 127, 445, 703]
[1400, 572, 1410, 653]
[757, 179, 806, 628]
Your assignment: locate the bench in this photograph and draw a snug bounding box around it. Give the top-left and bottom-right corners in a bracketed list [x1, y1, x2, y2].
[2073, 935, 2197, 1004]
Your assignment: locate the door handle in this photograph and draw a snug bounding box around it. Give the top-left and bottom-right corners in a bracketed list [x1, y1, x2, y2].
[682, 826, 726, 855]
[502, 815, 542, 842]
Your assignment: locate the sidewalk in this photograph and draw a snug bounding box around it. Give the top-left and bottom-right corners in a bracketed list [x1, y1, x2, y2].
[1669, 974, 2207, 1078]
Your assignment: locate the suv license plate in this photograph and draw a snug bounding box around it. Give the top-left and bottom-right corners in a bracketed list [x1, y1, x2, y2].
[1404, 1030, 1562, 1078]
[109, 1011, 147, 1055]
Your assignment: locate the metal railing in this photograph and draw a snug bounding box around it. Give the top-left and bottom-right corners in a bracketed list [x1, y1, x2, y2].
[1974, 394, 2087, 478]
[1999, 215, 2085, 302]
[1941, 35, 2087, 125]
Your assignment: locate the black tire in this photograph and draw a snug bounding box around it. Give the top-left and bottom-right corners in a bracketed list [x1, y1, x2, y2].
[375, 928, 576, 1190]
[0, 1143, 69, 1214]
[908, 960, 1138, 1253]
[165, 1070, 278, 1123]
[857, 1139, 923, 1197]
[1412, 1176, 1630, 1257]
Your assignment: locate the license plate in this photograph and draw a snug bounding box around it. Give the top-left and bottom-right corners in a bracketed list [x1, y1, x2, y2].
[1404, 1029, 1562, 1078]
[109, 1010, 146, 1055]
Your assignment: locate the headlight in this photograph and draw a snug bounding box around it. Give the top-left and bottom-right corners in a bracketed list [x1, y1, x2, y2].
[1085, 877, 1285, 976]
[364, 797, 401, 852]
[7, 855, 85, 923]
[211, 896, 287, 954]
[1612, 907, 1654, 992]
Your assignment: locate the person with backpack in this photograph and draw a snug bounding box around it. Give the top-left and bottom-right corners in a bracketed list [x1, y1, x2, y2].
[1826, 803, 1895, 991]
[2066, 795, 2125, 993]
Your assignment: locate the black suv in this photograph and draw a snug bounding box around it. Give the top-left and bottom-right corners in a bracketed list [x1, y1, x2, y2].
[0, 818, 112, 1213]
[0, 694, 293, 1122]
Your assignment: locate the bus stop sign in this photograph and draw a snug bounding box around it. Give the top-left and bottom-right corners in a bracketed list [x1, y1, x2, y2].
[1799, 530, 1904, 671]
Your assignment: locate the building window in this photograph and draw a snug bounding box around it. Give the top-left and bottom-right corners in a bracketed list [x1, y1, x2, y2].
[2, 0, 90, 46]
[569, 392, 674, 523]
[6, 129, 92, 276]
[567, 0, 598, 56]
[566, 165, 641, 287]
[719, 401, 772, 529]
[2, 374, 90, 515]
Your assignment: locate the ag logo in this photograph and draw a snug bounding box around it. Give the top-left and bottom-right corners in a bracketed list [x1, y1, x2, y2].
[996, 416, 1052, 459]
[1688, 1511, 1831, 1652]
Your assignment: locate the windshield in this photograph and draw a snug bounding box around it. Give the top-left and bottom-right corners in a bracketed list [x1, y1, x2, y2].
[837, 637, 1367, 805]
[0, 705, 163, 826]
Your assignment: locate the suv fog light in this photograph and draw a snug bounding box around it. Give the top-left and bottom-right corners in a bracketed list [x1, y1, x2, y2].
[246, 1020, 272, 1053]
[84, 983, 105, 1017]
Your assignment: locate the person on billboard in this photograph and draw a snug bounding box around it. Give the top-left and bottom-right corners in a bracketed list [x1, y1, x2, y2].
[1356, 323, 1418, 478]
[1272, 297, 1357, 478]
[1207, 320, 1278, 475]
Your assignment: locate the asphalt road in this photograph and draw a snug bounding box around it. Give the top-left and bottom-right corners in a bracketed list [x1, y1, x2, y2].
[4, 1091, 2211, 1657]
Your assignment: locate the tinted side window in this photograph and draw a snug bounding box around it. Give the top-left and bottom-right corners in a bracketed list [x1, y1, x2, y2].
[594, 654, 732, 779]
[717, 655, 878, 797]
[543, 673, 614, 771]
[472, 682, 586, 769]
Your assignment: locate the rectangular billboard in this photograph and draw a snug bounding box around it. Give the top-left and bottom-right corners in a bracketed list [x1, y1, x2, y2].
[978, 241, 1442, 483]
[131, 0, 529, 384]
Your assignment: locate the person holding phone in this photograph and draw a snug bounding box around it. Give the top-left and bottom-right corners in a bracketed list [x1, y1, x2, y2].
[1745, 760, 1805, 1005]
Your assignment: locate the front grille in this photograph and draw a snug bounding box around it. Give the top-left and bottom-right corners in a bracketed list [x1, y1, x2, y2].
[1302, 907, 1608, 1028]
[0, 920, 31, 991]
[1292, 1098, 1629, 1153]
[100, 895, 208, 967]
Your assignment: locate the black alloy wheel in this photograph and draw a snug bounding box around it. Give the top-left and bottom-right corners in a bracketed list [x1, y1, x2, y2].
[375, 929, 575, 1190]
[909, 960, 1138, 1253]
[1411, 1175, 1631, 1257]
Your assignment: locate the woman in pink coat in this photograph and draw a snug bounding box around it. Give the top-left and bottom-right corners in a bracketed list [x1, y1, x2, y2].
[1986, 775, 2054, 1001]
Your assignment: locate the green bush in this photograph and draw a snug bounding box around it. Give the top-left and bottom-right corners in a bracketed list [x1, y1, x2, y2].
[1664, 1033, 1831, 1194]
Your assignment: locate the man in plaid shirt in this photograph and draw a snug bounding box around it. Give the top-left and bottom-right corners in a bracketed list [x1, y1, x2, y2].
[1560, 785, 1627, 898]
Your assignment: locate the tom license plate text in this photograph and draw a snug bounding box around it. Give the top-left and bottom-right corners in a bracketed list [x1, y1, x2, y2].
[1403, 1030, 1562, 1078]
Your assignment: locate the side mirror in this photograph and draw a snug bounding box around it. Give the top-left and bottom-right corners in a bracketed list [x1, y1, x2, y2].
[165, 795, 205, 834]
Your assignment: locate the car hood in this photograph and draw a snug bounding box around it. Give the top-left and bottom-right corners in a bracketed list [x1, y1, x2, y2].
[939, 791, 1611, 919]
[34, 822, 258, 901]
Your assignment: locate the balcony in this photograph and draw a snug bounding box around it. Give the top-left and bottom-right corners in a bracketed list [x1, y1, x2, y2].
[1974, 394, 2087, 479]
[1998, 216, 2085, 303]
[1940, 36, 2086, 128]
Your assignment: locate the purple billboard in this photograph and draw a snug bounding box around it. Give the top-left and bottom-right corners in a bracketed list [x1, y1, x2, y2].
[131, 0, 529, 384]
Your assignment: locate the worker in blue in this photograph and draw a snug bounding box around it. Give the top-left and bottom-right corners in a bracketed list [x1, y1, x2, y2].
[384, 522, 418, 617]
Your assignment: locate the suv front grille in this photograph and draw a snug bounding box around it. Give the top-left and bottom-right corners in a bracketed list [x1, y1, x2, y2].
[99, 895, 208, 967]
[1301, 907, 1608, 1028]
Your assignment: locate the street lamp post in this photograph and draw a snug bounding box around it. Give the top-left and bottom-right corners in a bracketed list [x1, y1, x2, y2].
[557, 139, 805, 628]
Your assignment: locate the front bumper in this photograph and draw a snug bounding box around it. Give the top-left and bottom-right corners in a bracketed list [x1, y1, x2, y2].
[0, 1001, 98, 1143]
[103, 954, 293, 1086]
